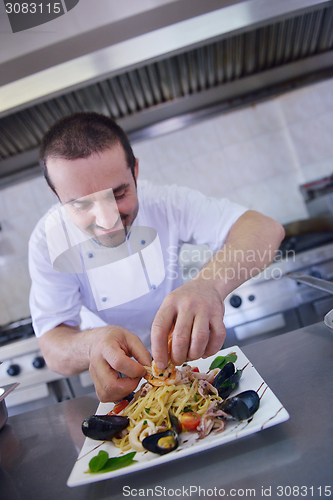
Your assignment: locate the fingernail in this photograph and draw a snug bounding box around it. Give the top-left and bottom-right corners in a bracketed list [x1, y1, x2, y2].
[155, 361, 165, 369]
[202, 355, 208, 359]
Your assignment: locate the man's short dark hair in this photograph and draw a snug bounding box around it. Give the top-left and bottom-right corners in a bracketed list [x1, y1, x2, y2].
[39, 112, 136, 195]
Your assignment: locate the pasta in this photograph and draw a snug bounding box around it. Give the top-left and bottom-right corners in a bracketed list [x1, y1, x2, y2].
[112, 364, 223, 452]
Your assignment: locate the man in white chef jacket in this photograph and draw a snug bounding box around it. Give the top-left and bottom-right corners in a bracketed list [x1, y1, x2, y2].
[29, 112, 285, 402]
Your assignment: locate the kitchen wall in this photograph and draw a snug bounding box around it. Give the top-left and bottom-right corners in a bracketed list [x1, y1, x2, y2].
[1, 76, 333, 326]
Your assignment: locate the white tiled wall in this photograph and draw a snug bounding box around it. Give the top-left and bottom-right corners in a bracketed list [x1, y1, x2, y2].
[0, 179, 58, 325]
[1, 76, 333, 326]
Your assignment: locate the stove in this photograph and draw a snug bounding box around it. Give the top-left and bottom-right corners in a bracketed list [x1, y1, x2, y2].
[0, 317, 95, 416]
[0, 318, 35, 347]
[223, 237, 333, 347]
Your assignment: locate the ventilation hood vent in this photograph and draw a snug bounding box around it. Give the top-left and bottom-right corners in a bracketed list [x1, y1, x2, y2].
[1, 0, 333, 184]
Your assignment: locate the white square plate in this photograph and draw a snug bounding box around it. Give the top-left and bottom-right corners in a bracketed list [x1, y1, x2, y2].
[67, 346, 289, 487]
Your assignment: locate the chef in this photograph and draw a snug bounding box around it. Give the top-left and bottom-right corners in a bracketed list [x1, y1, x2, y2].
[28, 112, 285, 402]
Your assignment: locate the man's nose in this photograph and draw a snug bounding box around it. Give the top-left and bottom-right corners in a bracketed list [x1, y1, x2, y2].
[94, 201, 119, 229]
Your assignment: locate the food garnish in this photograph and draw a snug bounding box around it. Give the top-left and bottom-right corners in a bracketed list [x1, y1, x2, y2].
[87, 450, 137, 474]
[209, 352, 237, 370]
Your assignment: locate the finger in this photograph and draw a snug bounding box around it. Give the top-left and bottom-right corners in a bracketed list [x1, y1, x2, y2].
[122, 332, 152, 368]
[186, 313, 210, 361]
[170, 314, 194, 366]
[151, 302, 176, 369]
[203, 315, 227, 358]
[90, 362, 141, 402]
[94, 375, 142, 403]
[103, 343, 148, 379]
[89, 354, 119, 397]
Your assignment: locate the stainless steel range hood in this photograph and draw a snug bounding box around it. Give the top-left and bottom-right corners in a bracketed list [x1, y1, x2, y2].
[1, 0, 333, 184]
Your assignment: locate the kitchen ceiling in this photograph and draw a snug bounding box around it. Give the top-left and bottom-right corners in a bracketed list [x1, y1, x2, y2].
[0, 0, 333, 185]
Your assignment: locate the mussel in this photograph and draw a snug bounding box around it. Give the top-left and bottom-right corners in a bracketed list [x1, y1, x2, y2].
[142, 412, 181, 455]
[212, 362, 242, 399]
[217, 390, 260, 420]
[82, 414, 129, 441]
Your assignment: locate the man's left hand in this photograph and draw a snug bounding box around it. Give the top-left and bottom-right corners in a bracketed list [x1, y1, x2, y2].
[151, 277, 226, 369]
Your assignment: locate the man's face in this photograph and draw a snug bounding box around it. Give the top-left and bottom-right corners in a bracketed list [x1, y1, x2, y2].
[47, 145, 139, 247]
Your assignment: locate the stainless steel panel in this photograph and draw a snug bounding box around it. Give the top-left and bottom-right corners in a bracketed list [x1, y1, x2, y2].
[1, 0, 333, 183]
[1, 0, 331, 117]
[288, 271, 333, 294]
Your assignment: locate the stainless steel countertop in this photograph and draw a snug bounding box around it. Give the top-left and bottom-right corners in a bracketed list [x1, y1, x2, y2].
[1, 322, 332, 500]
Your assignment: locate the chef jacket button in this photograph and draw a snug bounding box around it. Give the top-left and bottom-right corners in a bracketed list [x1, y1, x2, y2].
[88, 253, 93, 258]
[102, 297, 107, 302]
[151, 285, 156, 290]
[141, 240, 146, 245]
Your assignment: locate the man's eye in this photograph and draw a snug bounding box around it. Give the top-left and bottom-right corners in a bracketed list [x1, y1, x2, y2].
[115, 192, 125, 201]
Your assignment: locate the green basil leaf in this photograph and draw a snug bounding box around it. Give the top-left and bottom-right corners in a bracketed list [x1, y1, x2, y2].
[226, 353, 237, 364]
[88, 450, 109, 473]
[101, 452, 137, 473]
[209, 356, 226, 370]
[209, 352, 237, 370]
[87, 451, 137, 474]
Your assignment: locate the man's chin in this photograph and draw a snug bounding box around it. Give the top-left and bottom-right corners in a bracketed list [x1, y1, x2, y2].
[94, 228, 127, 247]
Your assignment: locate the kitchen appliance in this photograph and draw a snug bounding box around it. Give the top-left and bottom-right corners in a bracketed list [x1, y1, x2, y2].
[0, 315, 97, 416]
[222, 228, 333, 347]
[300, 174, 333, 217]
[288, 271, 333, 330]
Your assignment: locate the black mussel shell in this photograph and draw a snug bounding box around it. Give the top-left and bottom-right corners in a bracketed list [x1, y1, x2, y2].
[142, 429, 178, 455]
[213, 362, 235, 388]
[169, 411, 182, 436]
[217, 369, 243, 399]
[217, 390, 260, 420]
[82, 414, 129, 441]
[142, 412, 181, 455]
[213, 362, 242, 399]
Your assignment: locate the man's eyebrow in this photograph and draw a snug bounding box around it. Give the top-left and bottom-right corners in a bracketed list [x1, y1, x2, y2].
[112, 183, 130, 193]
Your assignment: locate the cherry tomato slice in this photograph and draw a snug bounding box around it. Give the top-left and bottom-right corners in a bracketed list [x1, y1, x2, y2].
[181, 411, 201, 431]
[112, 399, 129, 414]
[191, 367, 199, 373]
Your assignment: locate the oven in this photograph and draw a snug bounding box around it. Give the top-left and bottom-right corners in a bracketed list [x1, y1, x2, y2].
[223, 238, 333, 348]
[0, 309, 102, 417]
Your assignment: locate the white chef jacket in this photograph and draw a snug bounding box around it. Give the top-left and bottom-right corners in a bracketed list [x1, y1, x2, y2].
[29, 181, 247, 349]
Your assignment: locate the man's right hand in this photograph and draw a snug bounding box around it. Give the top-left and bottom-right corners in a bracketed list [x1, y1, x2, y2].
[89, 326, 152, 402]
[37, 324, 152, 403]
